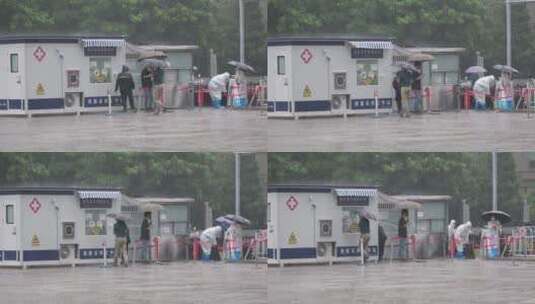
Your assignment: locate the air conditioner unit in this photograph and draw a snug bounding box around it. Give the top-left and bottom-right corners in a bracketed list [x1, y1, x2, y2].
[60, 244, 77, 263]
[317, 242, 334, 258]
[331, 94, 348, 113]
[319, 220, 332, 237]
[64, 92, 82, 109]
[334, 72, 347, 90]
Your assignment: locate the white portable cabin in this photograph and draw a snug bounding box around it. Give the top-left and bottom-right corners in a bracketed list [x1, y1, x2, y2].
[267, 184, 381, 266]
[0, 35, 126, 117]
[267, 35, 395, 119]
[0, 187, 122, 268]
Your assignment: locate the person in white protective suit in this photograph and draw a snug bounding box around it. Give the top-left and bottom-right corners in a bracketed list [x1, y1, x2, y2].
[208, 72, 230, 109]
[473, 75, 496, 110]
[200, 226, 223, 261]
[454, 221, 472, 258]
[447, 220, 456, 258]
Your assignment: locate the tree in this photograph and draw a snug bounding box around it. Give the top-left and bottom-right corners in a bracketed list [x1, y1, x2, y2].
[268, 0, 535, 77]
[0, 0, 267, 75]
[0, 152, 266, 228]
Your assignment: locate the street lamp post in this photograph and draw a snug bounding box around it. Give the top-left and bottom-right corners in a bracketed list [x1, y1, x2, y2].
[235, 153, 241, 216]
[239, 0, 245, 64]
[505, 0, 535, 66]
[492, 152, 498, 211]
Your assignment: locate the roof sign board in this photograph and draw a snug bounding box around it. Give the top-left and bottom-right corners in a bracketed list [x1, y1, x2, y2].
[335, 188, 376, 206]
[80, 198, 113, 209]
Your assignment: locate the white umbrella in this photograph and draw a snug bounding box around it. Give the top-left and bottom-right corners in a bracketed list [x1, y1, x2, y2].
[139, 58, 169, 69]
[141, 203, 163, 212]
[494, 64, 519, 74]
[465, 66, 487, 74]
[228, 61, 256, 73]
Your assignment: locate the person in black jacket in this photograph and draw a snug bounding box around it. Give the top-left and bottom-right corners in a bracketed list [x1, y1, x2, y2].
[141, 66, 154, 111]
[398, 209, 409, 260]
[113, 217, 130, 267]
[359, 216, 370, 262]
[115, 65, 136, 112]
[378, 224, 387, 262]
[392, 76, 402, 115]
[140, 212, 152, 262]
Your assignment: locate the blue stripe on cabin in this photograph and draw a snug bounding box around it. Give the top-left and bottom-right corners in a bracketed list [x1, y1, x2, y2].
[279, 247, 317, 259]
[23, 250, 60, 261]
[84, 96, 122, 108]
[79, 248, 115, 259]
[27, 98, 64, 110]
[351, 98, 393, 110]
[267, 101, 290, 112]
[3, 250, 18, 261]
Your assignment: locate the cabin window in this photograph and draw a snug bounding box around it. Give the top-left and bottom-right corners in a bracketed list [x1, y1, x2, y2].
[342, 207, 360, 233]
[89, 58, 112, 84]
[10, 54, 19, 73]
[267, 202, 271, 222]
[6, 205, 14, 224]
[356, 60, 379, 86]
[85, 209, 107, 235]
[277, 56, 286, 75]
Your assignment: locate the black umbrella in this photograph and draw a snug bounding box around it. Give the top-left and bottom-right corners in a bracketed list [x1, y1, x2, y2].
[227, 61, 256, 73]
[481, 210, 512, 224]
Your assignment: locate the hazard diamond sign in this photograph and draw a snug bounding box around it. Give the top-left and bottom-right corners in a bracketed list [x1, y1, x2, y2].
[33, 46, 47, 62]
[29, 198, 41, 214]
[286, 196, 299, 211]
[300, 49, 313, 64]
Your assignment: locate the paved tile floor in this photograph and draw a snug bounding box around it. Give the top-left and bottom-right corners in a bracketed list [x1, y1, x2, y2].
[268, 111, 535, 152]
[0, 262, 267, 304]
[0, 109, 267, 152]
[268, 259, 535, 304]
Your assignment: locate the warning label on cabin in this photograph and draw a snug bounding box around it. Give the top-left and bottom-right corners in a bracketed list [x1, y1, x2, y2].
[303, 85, 312, 98]
[36, 83, 45, 96]
[286, 196, 299, 211]
[31, 234, 40, 247]
[288, 232, 298, 245]
[29, 198, 41, 214]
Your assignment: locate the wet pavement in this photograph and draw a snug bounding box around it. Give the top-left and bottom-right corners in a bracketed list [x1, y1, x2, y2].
[0, 262, 267, 304]
[0, 109, 267, 152]
[267, 259, 535, 304]
[268, 111, 535, 152]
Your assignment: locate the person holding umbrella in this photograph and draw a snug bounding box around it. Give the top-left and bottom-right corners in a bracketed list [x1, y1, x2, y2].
[378, 224, 387, 262]
[396, 65, 415, 118]
[115, 65, 136, 112]
[141, 66, 154, 111]
[398, 209, 409, 260]
[140, 212, 152, 263]
[113, 215, 130, 267]
[153, 66, 165, 115]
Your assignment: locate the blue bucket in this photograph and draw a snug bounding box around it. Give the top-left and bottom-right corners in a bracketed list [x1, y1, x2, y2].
[233, 97, 247, 109]
[497, 98, 513, 112]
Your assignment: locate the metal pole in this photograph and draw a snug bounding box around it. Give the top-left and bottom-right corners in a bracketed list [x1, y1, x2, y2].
[492, 152, 498, 211]
[239, 0, 245, 64]
[506, 0, 512, 67]
[235, 153, 241, 216]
